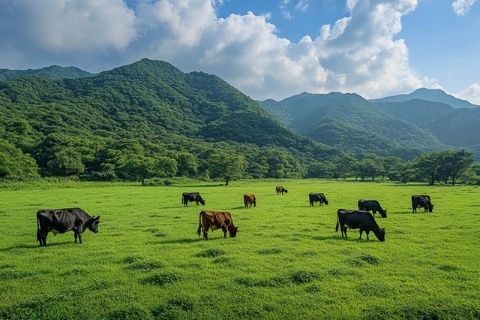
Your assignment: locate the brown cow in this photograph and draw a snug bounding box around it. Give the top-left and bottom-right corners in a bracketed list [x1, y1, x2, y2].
[197, 211, 238, 240]
[244, 194, 256, 208]
[276, 186, 288, 195]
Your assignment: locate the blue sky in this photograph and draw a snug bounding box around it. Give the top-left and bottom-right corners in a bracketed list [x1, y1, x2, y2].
[0, 0, 479, 103]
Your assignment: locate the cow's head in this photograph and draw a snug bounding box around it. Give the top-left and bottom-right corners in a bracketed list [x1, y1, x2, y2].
[380, 210, 387, 218]
[253, 199, 256, 207]
[428, 203, 434, 213]
[377, 228, 386, 242]
[324, 198, 329, 205]
[88, 216, 100, 233]
[199, 198, 206, 205]
[284, 189, 288, 193]
[228, 226, 238, 238]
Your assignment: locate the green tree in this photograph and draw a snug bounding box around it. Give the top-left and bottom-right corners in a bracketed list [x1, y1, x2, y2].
[0, 139, 39, 180]
[208, 152, 247, 185]
[414, 152, 441, 185]
[47, 147, 85, 176]
[176, 152, 198, 178]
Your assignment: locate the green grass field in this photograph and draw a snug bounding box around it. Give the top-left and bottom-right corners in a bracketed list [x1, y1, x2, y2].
[0, 179, 479, 319]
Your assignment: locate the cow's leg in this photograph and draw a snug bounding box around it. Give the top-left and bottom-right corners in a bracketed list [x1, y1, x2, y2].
[74, 232, 78, 243]
[203, 227, 208, 240]
[366, 231, 370, 240]
[42, 233, 47, 247]
[343, 227, 348, 239]
[223, 227, 227, 238]
[78, 232, 82, 244]
[359, 229, 363, 240]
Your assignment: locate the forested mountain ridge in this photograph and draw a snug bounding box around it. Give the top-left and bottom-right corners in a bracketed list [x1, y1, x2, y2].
[374, 99, 480, 158]
[0, 65, 93, 80]
[0, 59, 337, 181]
[371, 87, 479, 109]
[261, 92, 444, 158]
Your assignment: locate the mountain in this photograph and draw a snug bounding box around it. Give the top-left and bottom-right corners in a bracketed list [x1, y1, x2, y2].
[0, 65, 93, 80]
[371, 88, 478, 109]
[0, 59, 337, 179]
[374, 99, 480, 158]
[261, 92, 444, 158]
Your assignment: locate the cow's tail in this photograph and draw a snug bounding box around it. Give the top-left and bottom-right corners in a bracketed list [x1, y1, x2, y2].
[181, 194, 184, 205]
[197, 211, 203, 236]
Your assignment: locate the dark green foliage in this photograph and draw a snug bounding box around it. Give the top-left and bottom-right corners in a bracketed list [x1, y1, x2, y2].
[0, 139, 39, 180]
[140, 273, 180, 286]
[0, 65, 93, 81]
[195, 248, 226, 258]
[0, 59, 333, 182]
[376, 99, 480, 158]
[261, 92, 443, 158]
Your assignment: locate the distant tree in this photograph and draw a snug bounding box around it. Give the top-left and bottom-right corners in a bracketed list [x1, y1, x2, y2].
[443, 150, 474, 185]
[118, 155, 156, 185]
[47, 147, 85, 176]
[398, 162, 416, 183]
[176, 152, 198, 178]
[414, 152, 441, 185]
[356, 155, 383, 181]
[208, 152, 246, 185]
[306, 162, 335, 178]
[334, 154, 357, 180]
[381, 156, 402, 181]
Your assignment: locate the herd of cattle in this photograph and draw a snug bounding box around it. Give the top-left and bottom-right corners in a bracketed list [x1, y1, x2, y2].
[35, 187, 434, 246]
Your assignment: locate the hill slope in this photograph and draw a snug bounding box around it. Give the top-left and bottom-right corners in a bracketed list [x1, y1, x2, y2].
[0, 59, 336, 179]
[0, 65, 93, 80]
[371, 88, 478, 109]
[261, 92, 443, 158]
[374, 99, 480, 157]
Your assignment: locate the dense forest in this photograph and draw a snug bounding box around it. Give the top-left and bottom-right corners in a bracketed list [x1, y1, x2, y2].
[0, 59, 479, 185]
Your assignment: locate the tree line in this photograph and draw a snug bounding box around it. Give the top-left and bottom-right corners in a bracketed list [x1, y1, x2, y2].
[1, 131, 478, 185]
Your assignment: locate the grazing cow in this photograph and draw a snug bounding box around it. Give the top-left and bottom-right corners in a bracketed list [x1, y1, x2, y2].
[197, 211, 238, 240]
[412, 195, 433, 213]
[244, 194, 256, 208]
[182, 192, 205, 207]
[336, 209, 385, 242]
[36, 208, 100, 247]
[276, 186, 288, 195]
[358, 200, 387, 218]
[309, 193, 329, 206]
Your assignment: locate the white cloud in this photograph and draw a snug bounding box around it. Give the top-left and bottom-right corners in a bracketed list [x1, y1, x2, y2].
[0, 0, 427, 100]
[452, 0, 478, 15]
[295, 0, 310, 11]
[458, 83, 480, 105]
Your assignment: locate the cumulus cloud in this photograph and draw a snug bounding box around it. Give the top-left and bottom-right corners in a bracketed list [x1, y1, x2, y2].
[458, 83, 480, 105]
[452, 0, 478, 15]
[0, 0, 426, 100]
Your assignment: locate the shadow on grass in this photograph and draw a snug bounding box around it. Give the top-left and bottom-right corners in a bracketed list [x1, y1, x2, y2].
[0, 241, 73, 251]
[311, 235, 343, 241]
[154, 237, 215, 245]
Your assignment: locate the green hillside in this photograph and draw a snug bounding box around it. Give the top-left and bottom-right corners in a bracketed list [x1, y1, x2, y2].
[0, 59, 337, 181]
[375, 99, 480, 157]
[0, 65, 93, 80]
[261, 92, 443, 158]
[371, 87, 479, 109]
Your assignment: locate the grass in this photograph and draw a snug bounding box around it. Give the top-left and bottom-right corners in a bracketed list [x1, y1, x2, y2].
[0, 179, 479, 319]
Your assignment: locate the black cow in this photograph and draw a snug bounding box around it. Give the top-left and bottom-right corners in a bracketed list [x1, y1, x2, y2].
[358, 200, 387, 218]
[309, 193, 329, 206]
[276, 186, 288, 195]
[336, 209, 385, 242]
[37, 208, 100, 247]
[412, 195, 433, 213]
[182, 192, 205, 207]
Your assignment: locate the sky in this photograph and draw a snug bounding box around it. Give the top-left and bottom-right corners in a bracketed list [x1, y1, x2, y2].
[0, 0, 479, 103]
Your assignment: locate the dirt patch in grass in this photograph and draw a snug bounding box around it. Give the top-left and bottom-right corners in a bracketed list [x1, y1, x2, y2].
[140, 273, 180, 286]
[195, 248, 226, 258]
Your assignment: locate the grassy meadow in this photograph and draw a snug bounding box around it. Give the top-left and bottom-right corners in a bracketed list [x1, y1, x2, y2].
[0, 179, 479, 319]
